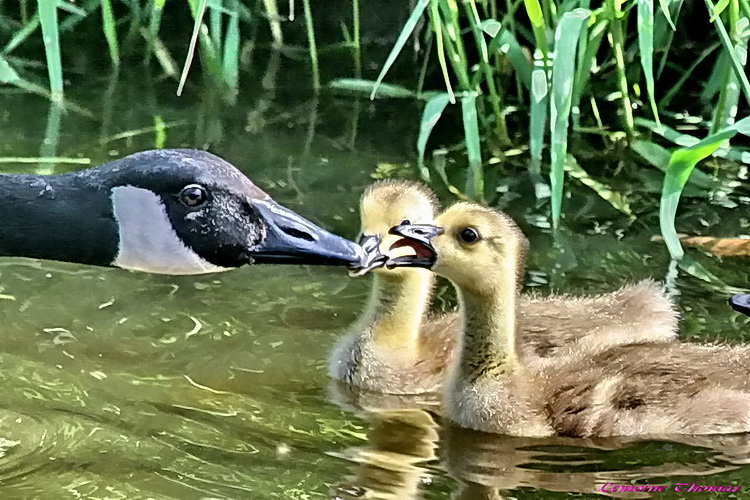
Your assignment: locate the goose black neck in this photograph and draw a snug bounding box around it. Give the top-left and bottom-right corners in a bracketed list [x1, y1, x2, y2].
[0, 172, 119, 267]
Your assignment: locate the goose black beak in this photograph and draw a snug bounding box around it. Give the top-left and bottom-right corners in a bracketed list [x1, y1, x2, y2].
[730, 294, 750, 317]
[386, 223, 441, 269]
[250, 199, 365, 266]
[348, 234, 388, 277]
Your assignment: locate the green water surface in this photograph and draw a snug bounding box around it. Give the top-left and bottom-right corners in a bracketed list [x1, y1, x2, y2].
[2, 59, 750, 499]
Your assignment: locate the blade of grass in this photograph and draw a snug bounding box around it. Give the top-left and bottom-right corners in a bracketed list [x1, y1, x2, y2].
[461, 93, 484, 201]
[636, 117, 750, 164]
[705, 0, 750, 104]
[417, 92, 451, 182]
[37, 0, 63, 101]
[261, 0, 283, 46]
[711, 0, 732, 20]
[523, 0, 550, 59]
[329, 78, 418, 98]
[655, 0, 684, 76]
[429, 0, 456, 103]
[145, 0, 166, 65]
[352, 0, 361, 78]
[370, 0, 430, 99]
[154, 115, 167, 149]
[701, 51, 729, 103]
[658, 0, 677, 29]
[178, 0, 209, 96]
[56, 0, 86, 16]
[712, 13, 749, 132]
[565, 155, 633, 218]
[631, 139, 720, 189]
[301, 0, 319, 92]
[637, 0, 660, 126]
[659, 115, 750, 260]
[3, 15, 40, 54]
[100, 0, 120, 67]
[487, 25, 533, 89]
[210, 0, 223, 50]
[660, 42, 719, 108]
[464, 0, 509, 145]
[179, 0, 223, 96]
[606, 0, 634, 140]
[433, 149, 469, 199]
[140, 28, 179, 77]
[58, 0, 100, 32]
[549, 8, 589, 229]
[38, 102, 62, 175]
[0, 157, 90, 164]
[0, 54, 20, 84]
[435, 0, 472, 89]
[572, 19, 607, 127]
[223, 0, 240, 97]
[529, 66, 549, 198]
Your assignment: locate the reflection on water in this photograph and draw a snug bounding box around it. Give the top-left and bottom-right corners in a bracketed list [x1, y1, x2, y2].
[327, 385, 750, 500]
[330, 407, 438, 500]
[443, 426, 747, 499]
[2, 53, 750, 497]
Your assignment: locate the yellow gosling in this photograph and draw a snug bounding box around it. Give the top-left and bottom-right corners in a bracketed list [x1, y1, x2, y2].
[334, 182, 678, 396]
[329, 180, 453, 394]
[389, 202, 750, 437]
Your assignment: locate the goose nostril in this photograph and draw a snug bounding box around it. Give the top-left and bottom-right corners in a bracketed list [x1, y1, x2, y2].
[280, 226, 315, 242]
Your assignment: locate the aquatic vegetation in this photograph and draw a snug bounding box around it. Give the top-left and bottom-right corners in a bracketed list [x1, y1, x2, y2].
[1, 0, 749, 280]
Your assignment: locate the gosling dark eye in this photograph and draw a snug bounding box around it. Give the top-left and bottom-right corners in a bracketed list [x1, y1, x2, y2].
[400, 219, 411, 225]
[179, 184, 208, 208]
[458, 227, 480, 243]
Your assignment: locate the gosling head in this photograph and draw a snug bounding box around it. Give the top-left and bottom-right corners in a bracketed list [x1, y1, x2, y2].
[351, 180, 440, 276]
[387, 202, 528, 294]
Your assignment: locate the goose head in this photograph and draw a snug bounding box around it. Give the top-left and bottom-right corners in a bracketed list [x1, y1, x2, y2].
[0, 149, 365, 274]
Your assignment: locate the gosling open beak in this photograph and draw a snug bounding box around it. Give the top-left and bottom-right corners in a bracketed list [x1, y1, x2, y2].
[250, 199, 365, 266]
[730, 294, 750, 317]
[348, 234, 388, 277]
[386, 223, 441, 269]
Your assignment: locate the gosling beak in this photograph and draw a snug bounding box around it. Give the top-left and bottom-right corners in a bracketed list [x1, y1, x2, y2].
[348, 234, 388, 277]
[386, 223, 441, 269]
[251, 199, 365, 266]
[730, 294, 750, 317]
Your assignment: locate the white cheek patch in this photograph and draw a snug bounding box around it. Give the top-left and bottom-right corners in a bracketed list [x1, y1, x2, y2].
[111, 186, 230, 275]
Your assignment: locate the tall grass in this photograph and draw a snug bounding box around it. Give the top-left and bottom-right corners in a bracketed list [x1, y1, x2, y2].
[2, 0, 750, 276]
[333, 0, 750, 280]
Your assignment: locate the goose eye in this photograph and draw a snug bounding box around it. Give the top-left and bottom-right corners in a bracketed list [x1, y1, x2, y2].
[400, 219, 411, 225]
[179, 184, 208, 208]
[458, 227, 480, 243]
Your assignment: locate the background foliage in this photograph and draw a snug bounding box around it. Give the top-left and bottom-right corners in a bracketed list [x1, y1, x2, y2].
[1, 0, 749, 281]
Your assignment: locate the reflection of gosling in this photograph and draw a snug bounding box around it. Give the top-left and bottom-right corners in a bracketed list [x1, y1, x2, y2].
[332, 181, 678, 396]
[389, 203, 750, 437]
[331, 409, 439, 500]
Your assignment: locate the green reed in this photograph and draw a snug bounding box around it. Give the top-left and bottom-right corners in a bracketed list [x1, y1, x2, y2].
[3, 0, 750, 276]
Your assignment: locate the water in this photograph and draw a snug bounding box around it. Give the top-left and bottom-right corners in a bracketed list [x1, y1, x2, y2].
[2, 57, 750, 499]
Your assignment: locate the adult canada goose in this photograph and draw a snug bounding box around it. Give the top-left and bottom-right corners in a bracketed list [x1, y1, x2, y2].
[0, 149, 363, 274]
[333, 181, 677, 395]
[388, 203, 750, 437]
